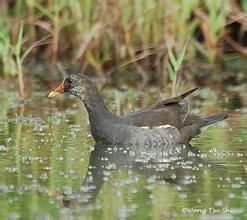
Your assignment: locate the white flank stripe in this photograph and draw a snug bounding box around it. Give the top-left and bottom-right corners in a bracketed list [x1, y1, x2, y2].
[157, 125, 173, 129]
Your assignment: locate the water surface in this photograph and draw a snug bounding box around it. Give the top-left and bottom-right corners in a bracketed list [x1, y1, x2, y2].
[0, 78, 246, 219]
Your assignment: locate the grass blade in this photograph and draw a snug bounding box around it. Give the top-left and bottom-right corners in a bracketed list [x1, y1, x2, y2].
[176, 39, 189, 70]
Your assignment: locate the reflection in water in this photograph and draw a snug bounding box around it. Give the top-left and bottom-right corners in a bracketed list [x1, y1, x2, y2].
[63, 142, 226, 208]
[0, 81, 246, 219]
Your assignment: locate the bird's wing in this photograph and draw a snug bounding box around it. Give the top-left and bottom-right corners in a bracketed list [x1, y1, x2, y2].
[149, 88, 198, 110]
[122, 88, 198, 128]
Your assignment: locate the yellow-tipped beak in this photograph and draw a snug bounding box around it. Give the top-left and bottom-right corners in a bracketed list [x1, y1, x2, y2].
[48, 79, 65, 98]
[48, 91, 61, 98]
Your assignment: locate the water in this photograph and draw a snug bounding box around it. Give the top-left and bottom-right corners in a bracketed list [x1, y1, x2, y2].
[0, 78, 246, 219]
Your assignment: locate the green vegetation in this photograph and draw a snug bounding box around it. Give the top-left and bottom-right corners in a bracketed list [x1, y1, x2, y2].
[0, 19, 17, 76]
[0, 0, 246, 94]
[167, 40, 189, 96]
[14, 22, 25, 99]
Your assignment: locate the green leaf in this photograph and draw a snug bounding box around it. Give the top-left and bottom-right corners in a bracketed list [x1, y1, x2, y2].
[15, 22, 23, 57]
[33, 1, 54, 21]
[176, 39, 189, 71]
[167, 43, 177, 68]
[167, 62, 175, 81]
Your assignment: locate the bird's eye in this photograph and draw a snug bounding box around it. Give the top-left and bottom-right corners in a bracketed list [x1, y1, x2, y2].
[68, 78, 73, 83]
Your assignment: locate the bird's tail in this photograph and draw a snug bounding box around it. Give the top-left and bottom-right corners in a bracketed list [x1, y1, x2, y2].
[200, 113, 228, 131]
[179, 113, 228, 143]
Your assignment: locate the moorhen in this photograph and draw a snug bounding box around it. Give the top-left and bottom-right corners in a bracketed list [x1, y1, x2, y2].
[48, 73, 228, 146]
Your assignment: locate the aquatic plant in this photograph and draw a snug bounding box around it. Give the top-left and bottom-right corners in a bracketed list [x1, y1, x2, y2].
[14, 22, 25, 99]
[167, 40, 189, 96]
[0, 20, 18, 76]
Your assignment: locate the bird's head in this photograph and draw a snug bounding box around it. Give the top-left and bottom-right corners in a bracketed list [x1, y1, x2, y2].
[48, 73, 94, 100]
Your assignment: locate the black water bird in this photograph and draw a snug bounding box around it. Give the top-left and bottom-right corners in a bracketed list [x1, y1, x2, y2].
[48, 73, 228, 146]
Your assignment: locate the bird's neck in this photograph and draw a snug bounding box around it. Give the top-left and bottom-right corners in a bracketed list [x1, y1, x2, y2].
[82, 86, 116, 122]
[81, 86, 120, 143]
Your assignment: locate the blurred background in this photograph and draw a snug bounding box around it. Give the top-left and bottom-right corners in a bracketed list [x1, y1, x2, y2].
[0, 0, 247, 97]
